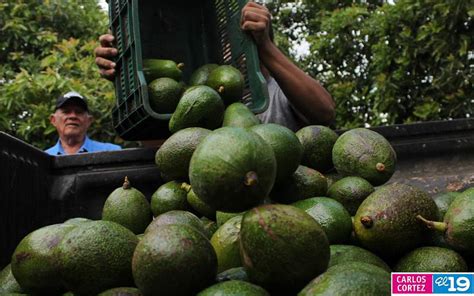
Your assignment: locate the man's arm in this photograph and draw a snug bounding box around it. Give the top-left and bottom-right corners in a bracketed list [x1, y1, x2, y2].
[241, 2, 335, 125]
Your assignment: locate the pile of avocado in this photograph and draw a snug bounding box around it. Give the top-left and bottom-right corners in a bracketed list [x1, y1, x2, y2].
[2, 64, 473, 295]
[142, 59, 245, 134]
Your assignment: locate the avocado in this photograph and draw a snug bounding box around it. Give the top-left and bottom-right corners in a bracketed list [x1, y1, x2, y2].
[394, 246, 468, 272]
[270, 165, 327, 204]
[222, 102, 260, 128]
[132, 224, 217, 296]
[418, 188, 474, 257]
[189, 127, 276, 212]
[148, 77, 184, 113]
[240, 204, 330, 294]
[332, 128, 397, 186]
[354, 183, 439, 259]
[0, 264, 23, 293]
[63, 217, 92, 226]
[250, 123, 303, 183]
[142, 58, 183, 82]
[11, 223, 76, 294]
[298, 262, 390, 296]
[216, 267, 249, 283]
[155, 127, 211, 181]
[144, 210, 210, 239]
[432, 191, 460, 219]
[55, 221, 138, 295]
[327, 176, 375, 215]
[296, 125, 338, 173]
[97, 287, 142, 296]
[216, 210, 246, 227]
[211, 215, 243, 273]
[150, 181, 190, 217]
[197, 280, 269, 296]
[293, 197, 352, 244]
[328, 245, 391, 272]
[189, 63, 219, 86]
[102, 176, 152, 234]
[183, 183, 216, 220]
[206, 65, 244, 105]
[169, 85, 225, 133]
[201, 216, 219, 237]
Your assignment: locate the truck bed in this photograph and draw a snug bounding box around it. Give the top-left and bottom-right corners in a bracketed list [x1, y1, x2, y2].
[1, 118, 473, 266]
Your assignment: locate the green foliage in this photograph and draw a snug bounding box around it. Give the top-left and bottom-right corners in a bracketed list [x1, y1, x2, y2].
[1, 0, 472, 151]
[270, 0, 473, 128]
[0, 1, 122, 150]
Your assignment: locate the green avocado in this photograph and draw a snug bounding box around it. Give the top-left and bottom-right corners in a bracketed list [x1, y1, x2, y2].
[296, 125, 338, 173]
[132, 224, 217, 296]
[354, 183, 439, 259]
[327, 176, 375, 215]
[418, 188, 474, 257]
[144, 210, 210, 239]
[293, 197, 352, 244]
[250, 123, 303, 183]
[210, 215, 243, 273]
[0, 264, 24, 293]
[142, 58, 183, 82]
[63, 217, 92, 226]
[332, 128, 397, 186]
[240, 204, 330, 294]
[298, 262, 390, 296]
[169, 85, 225, 133]
[394, 246, 468, 272]
[97, 287, 142, 296]
[148, 77, 184, 113]
[222, 102, 260, 128]
[328, 244, 391, 272]
[206, 65, 244, 105]
[270, 165, 327, 204]
[183, 184, 216, 220]
[432, 191, 460, 220]
[55, 221, 138, 295]
[102, 176, 152, 234]
[189, 127, 276, 212]
[198, 280, 269, 296]
[155, 127, 211, 182]
[189, 63, 219, 86]
[150, 181, 190, 217]
[11, 223, 76, 294]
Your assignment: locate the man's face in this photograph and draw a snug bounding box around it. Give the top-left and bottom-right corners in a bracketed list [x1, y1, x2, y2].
[50, 102, 92, 139]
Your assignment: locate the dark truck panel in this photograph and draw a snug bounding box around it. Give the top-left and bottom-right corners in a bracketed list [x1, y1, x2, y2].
[1, 119, 473, 266]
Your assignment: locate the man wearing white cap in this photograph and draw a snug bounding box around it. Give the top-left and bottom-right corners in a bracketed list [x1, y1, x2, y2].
[45, 91, 121, 155]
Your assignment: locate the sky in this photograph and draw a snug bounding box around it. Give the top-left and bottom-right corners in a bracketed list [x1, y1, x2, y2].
[99, 0, 107, 11]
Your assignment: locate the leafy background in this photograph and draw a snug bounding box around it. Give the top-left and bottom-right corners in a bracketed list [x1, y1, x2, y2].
[0, 0, 472, 150]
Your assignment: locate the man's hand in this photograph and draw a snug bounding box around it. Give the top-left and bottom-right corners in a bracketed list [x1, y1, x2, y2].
[94, 33, 118, 81]
[240, 2, 272, 47]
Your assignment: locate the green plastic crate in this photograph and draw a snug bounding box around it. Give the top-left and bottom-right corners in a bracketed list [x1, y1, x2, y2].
[108, 0, 269, 141]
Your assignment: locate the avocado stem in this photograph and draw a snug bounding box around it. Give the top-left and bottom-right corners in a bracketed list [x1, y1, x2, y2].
[177, 62, 184, 70]
[181, 182, 192, 193]
[375, 163, 385, 172]
[416, 215, 447, 233]
[360, 216, 373, 228]
[123, 176, 131, 189]
[244, 171, 259, 186]
[218, 86, 225, 94]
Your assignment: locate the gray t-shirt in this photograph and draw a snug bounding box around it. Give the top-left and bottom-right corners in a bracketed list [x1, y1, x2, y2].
[256, 76, 308, 131]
